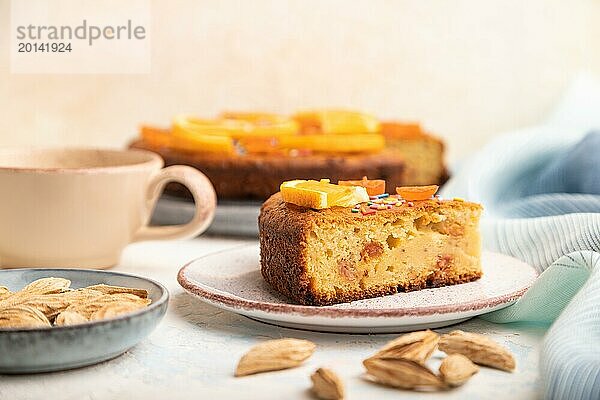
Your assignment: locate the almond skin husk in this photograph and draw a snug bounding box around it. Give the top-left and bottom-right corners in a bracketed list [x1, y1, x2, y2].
[372, 330, 439, 364]
[439, 353, 479, 386]
[439, 330, 516, 372]
[235, 338, 316, 377]
[363, 357, 447, 390]
[311, 368, 345, 400]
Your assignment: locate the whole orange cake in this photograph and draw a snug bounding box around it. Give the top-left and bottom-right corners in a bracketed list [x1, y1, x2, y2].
[258, 180, 482, 306]
[130, 111, 447, 200]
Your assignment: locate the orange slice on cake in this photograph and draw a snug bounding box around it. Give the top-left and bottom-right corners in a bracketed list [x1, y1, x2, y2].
[280, 179, 369, 209]
[173, 114, 298, 139]
[277, 133, 384, 153]
[219, 112, 300, 137]
[239, 133, 385, 154]
[294, 109, 380, 134]
[170, 116, 235, 153]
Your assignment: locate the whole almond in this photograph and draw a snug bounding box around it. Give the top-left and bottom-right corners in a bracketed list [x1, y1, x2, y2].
[0, 294, 27, 310]
[22, 278, 71, 295]
[55, 311, 88, 326]
[235, 338, 316, 377]
[8, 289, 103, 319]
[0, 280, 150, 328]
[85, 284, 148, 299]
[20, 295, 71, 319]
[61, 288, 104, 305]
[372, 330, 439, 363]
[0, 305, 51, 328]
[363, 357, 446, 390]
[0, 278, 72, 310]
[311, 368, 344, 400]
[439, 330, 515, 372]
[90, 302, 145, 320]
[439, 354, 479, 386]
[66, 293, 151, 319]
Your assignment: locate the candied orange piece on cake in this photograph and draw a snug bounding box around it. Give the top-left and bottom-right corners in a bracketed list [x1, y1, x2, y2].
[396, 185, 439, 201]
[338, 176, 386, 196]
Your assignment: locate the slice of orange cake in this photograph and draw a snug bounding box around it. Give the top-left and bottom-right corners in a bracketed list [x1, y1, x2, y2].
[258, 179, 482, 306]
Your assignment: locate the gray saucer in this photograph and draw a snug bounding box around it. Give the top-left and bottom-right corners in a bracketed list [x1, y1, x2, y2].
[152, 195, 260, 237]
[0, 268, 168, 373]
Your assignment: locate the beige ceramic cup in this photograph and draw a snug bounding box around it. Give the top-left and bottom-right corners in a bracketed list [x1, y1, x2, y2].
[0, 147, 216, 268]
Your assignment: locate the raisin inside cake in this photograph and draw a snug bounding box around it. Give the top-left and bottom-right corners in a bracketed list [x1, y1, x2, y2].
[259, 193, 482, 306]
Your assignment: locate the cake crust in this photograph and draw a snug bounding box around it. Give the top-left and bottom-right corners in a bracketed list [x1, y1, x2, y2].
[259, 193, 482, 306]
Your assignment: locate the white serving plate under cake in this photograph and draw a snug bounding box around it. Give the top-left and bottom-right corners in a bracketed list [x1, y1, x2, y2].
[178, 244, 538, 333]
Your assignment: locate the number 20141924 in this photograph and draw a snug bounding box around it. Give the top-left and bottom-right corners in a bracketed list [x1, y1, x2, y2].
[18, 42, 72, 53]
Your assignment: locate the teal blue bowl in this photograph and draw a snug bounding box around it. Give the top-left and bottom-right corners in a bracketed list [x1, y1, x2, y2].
[0, 268, 168, 373]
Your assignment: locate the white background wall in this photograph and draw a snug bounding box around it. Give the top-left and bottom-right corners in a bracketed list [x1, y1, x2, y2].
[1, 0, 599, 162]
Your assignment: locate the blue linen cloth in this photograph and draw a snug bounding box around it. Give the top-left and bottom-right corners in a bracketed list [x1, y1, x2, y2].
[440, 76, 600, 400]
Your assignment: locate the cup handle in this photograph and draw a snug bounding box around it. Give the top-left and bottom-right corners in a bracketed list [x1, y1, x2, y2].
[133, 165, 216, 242]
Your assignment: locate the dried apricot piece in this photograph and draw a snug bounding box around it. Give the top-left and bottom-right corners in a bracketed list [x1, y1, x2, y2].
[338, 176, 386, 196]
[396, 185, 439, 201]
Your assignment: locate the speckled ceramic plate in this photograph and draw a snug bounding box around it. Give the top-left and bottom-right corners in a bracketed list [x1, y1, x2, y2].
[0, 269, 168, 373]
[178, 244, 538, 333]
